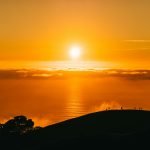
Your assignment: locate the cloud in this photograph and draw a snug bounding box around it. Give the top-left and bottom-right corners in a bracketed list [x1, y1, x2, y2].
[124, 40, 150, 43]
[93, 101, 121, 112]
[31, 117, 52, 127]
[0, 69, 150, 80]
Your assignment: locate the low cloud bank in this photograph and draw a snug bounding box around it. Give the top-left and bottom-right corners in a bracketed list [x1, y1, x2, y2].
[0, 69, 150, 80]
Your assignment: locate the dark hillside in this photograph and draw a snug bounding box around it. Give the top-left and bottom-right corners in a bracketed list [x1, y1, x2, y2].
[1, 110, 150, 150]
[29, 110, 150, 149]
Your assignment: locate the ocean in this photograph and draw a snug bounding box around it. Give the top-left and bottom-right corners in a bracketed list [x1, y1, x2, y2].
[0, 61, 150, 126]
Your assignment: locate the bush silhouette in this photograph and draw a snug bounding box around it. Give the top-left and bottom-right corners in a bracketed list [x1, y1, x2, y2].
[2, 116, 34, 135]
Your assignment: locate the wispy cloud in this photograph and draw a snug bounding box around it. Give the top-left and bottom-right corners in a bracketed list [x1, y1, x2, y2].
[93, 101, 121, 111]
[124, 40, 150, 43]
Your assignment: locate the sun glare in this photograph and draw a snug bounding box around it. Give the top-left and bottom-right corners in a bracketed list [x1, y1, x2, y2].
[69, 46, 81, 60]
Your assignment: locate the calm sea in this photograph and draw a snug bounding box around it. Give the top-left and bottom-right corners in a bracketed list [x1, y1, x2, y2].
[0, 61, 150, 126]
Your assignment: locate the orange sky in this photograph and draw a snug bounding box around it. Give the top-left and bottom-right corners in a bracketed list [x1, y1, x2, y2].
[0, 0, 150, 68]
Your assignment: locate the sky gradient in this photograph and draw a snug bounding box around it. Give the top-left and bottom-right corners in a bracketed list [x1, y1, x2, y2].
[0, 0, 150, 68]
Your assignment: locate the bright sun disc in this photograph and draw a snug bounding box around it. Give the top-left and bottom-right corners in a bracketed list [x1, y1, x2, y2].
[69, 46, 81, 59]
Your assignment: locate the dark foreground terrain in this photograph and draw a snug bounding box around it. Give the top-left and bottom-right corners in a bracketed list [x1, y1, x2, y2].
[1, 110, 150, 150]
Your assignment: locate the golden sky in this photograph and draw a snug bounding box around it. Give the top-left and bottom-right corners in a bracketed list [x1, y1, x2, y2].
[0, 0, 150, 67]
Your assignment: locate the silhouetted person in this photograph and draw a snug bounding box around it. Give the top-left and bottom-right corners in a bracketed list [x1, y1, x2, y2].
[139, 107, 143, 110]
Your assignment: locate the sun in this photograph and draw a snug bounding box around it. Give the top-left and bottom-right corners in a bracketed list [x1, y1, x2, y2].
[69, 46, 81, 59]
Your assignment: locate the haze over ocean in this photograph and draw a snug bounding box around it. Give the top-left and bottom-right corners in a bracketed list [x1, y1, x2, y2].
[0, 61, 149, 126]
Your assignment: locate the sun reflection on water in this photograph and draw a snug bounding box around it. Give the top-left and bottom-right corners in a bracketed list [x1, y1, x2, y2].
[65, 78, 84, 119]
